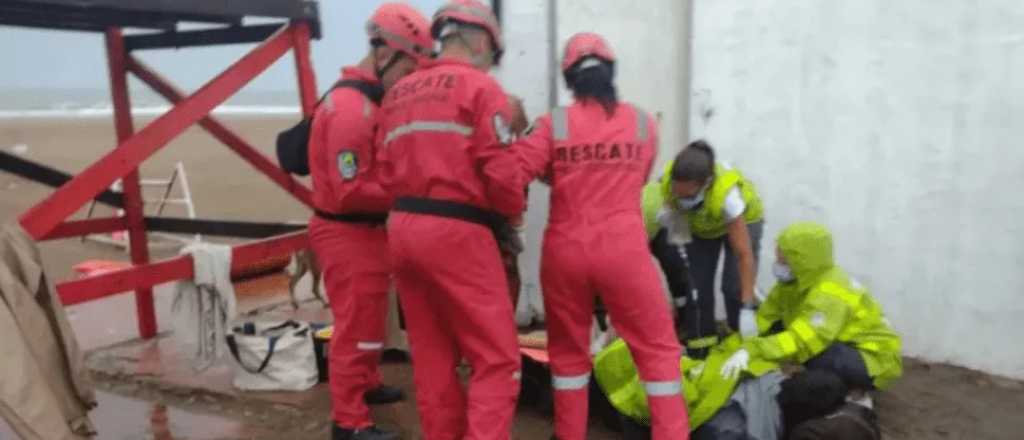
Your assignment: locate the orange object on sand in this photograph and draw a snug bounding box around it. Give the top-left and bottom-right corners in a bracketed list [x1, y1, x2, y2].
[520, 347, 549, 364]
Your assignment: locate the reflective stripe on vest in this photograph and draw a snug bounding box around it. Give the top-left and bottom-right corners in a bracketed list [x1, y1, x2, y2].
[642, 380, 681, 397]
[550, 105, 650, 141]
[636, 109, 649, 141]
[551, 106, 568, 141]
[552, 372, 591, 390]
[383, 120, 474, 144]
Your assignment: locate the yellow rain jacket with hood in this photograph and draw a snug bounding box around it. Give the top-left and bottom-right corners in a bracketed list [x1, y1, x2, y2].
[745, 222, 902, 389]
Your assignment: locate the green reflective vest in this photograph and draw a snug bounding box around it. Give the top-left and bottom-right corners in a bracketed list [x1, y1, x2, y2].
[747, 222, 903, 390]
[655, 160, 764, 239]
[641, 181, 666, 239]
[594, 335, 778, 428]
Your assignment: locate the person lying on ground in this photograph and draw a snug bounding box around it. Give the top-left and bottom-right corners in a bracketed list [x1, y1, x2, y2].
[595, 334, 876, 440]
[721, 221, 903, 403]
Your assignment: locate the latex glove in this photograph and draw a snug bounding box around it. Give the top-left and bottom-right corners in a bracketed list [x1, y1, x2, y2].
[739, 308, 758, 339]
[719, 348, 750, 380]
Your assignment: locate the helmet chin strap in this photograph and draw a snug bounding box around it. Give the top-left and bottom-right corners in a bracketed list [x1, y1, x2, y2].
[374, 50, 404, 80]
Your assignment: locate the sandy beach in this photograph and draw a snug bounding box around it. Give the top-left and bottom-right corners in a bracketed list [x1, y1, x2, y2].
[1, 115, 307, 280]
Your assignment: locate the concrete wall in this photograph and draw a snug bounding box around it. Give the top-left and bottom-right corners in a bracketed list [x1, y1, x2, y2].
[690, 0, 1024, 379]
[496, 0, 692, 325]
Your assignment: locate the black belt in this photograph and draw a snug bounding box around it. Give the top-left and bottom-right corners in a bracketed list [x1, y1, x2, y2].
[314, 210, 388, 225]
[392, 197, 506, 234]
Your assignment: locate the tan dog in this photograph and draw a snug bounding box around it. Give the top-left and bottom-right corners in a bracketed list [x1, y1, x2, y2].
[287, 248, 326, 308]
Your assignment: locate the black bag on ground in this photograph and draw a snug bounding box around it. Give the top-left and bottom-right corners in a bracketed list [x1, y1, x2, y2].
[275, 79, 385, 176]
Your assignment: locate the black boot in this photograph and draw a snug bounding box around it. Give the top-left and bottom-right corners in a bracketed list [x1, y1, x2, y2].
[380, 348, 410, 363]
[332, 424, 399, 440]
[364, 385, 405, 405]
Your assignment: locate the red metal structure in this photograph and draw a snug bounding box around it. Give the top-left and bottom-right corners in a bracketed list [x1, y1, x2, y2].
[0, 0, 323, 339]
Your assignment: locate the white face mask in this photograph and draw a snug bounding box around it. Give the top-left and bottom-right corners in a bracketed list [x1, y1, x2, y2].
[677, 191, 705, 211]
[676, 180, 710, 211]
[773, 262, 795, 283]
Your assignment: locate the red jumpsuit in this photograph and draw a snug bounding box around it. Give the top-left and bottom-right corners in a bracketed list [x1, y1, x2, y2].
[514, 101, 690, 440]
[375, 57, 524, 440]
[308, 66, 391, 430]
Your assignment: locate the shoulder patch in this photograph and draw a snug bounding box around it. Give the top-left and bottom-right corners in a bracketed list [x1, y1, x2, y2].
[337, 150, 358, 180]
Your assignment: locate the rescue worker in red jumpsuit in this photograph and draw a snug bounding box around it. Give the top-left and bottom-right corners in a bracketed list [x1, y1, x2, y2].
[374, 1, 524, 438]
[511, 33, 691, 440]
[306, 4, 433, 440]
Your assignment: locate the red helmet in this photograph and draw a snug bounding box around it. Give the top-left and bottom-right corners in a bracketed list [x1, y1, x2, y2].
[561, 32, 616, 73]
[366, 2, 433, 63]
[431, 0, 504, 63]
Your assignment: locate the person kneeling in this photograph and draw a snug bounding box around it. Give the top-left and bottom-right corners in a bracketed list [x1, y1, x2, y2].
[722, 221, 903, 401]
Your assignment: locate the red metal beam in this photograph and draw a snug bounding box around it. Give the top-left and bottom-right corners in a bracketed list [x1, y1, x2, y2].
[41, 217, 126, 241]
[290, 22, 318, 116]
[18, 24, 294, 240]
[106, 28, 157, 339]
[57, 232, 309, 306]
[126, 56, 314, 208]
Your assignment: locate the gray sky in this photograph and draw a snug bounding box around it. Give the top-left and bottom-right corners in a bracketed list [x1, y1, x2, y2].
[0, 0, 444, 93]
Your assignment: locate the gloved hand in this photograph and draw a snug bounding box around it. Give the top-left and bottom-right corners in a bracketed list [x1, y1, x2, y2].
[719, 348, 750, 380]
[739, 308, 758, 339]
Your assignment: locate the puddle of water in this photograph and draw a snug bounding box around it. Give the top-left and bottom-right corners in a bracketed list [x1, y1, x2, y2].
[0, 391, 265, 440]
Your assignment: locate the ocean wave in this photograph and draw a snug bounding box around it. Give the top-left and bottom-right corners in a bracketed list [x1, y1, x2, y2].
[0, 105, 302, 119]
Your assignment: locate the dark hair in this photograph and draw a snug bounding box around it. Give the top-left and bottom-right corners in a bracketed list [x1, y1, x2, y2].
[670, 139, 716, 183]
[565, 58, 618, 117]
[777, 370, 849, 435]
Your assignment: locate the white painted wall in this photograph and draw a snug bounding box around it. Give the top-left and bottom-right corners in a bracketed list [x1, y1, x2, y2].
[690, 0, 1024, 379]
[494, 0, 553, 325]
[496, 0, 692, 325]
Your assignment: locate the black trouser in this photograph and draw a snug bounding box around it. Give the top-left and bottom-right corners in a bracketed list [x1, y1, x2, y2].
[806, 343, 875, 390]
[648, 228, 693, 337]
[683, 221, 764, 357]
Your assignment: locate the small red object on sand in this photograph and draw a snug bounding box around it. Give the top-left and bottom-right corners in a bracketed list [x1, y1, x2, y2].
[73, 260, 132, 278]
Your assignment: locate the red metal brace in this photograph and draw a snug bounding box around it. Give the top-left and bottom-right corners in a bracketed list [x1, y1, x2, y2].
[18, 25, 294, 241]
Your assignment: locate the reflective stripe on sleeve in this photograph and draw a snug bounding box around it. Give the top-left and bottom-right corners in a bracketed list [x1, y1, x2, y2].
[642, 380, 681, 397]
[777, 332, 799, 356]
[792, 320, 826, 353]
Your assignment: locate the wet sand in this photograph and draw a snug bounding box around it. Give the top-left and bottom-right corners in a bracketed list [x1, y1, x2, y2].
[2, 117, 1023, 439]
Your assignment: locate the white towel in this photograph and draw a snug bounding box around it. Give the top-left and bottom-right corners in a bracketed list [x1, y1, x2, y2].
[171, 243, 237, 371]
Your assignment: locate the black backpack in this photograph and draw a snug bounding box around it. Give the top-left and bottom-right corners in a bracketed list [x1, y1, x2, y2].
[275, 79, 384, 176]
